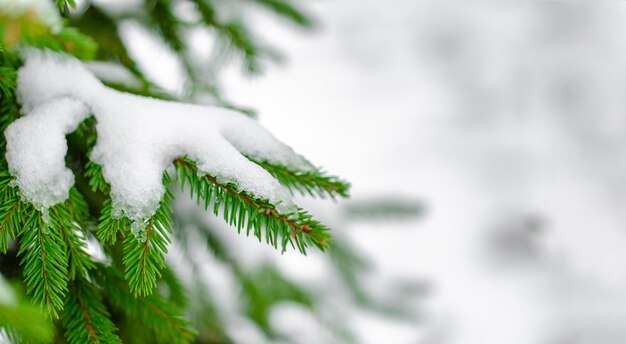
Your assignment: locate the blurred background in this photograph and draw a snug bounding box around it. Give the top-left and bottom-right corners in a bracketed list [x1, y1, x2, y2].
[201, 1, 626, 343]
[16, 0, 626, 343]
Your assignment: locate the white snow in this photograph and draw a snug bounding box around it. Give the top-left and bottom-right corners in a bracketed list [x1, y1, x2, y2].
[5, 98, 89, 213]
[7, 49, 313, 227]
[84, 61, 142, 89]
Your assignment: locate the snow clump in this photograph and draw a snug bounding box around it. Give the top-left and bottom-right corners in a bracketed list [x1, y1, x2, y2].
[6, 49, 313, 228]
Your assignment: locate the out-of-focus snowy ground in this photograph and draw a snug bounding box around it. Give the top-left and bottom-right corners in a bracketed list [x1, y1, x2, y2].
[127, 0, 626, 343]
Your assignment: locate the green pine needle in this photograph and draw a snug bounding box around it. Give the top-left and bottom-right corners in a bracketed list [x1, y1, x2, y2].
[18, 210, 69, 318]
[57, 216, 94, 280]
[86, 161, 110, 194]
[94, 267, 196, 344]
[63, 278, 121, 344]
[251, 158, 350, 199]
[123, 190, 173, 297]
[0, 170, 27, 253]
[0, 67, 17, 100]
[96, 199, 127, 245]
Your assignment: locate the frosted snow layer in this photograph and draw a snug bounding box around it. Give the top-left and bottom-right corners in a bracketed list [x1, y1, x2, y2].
[8, 49, 313, 222]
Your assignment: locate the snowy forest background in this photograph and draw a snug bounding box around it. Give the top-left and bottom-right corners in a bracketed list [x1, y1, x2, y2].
[4, 0, 626, 343]
[193, 1, 626, 343]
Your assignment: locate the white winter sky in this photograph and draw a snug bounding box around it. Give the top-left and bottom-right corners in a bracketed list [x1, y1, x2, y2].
[115, 0, 626, 343]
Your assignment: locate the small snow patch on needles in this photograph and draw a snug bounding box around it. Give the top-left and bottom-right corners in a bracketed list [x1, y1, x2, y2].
[7, 49, 313, 227]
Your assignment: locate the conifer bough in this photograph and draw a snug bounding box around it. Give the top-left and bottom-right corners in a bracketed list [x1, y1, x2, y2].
[1, 49, 348, 313]
[0, 0, 350, 342]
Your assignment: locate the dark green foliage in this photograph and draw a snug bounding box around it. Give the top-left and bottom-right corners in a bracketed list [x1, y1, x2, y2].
[86, 161, 110, 195]
[59, 189, 94, 280]
[18, 209, 69, 318]
[96, 199, 127, 245]
[15, 197, 94, 318]
[93, 267, 196, 344]
[59, 217, 94, 280]
[123, 189, 173, 297]
[0, 63, 20, 145]
[63, 278, 121, 344]
[0, 67, 16, 100]
[0, 170, 26, 253]
[0, 90, 19, 136]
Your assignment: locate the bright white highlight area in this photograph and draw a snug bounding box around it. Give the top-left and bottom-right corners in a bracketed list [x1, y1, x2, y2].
[7, 49, 312, 225]
[5, 98, 89, 212]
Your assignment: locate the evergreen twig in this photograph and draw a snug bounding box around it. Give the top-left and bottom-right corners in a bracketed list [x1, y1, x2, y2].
[175, 158, 331, 253]
[251, 158, 350, 199]
[62, 278, 121, 344]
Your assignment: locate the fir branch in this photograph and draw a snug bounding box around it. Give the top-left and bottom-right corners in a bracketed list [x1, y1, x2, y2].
[174, 158, 331, 253]
[44, 190, 93, 281]
[63, 278, 121, 344]
[94, 267, 196, 344]
[0, 101, 18, 139]
[0, 68, 18, 149]
[90, 162, 125, 243]
[96, 199, 127, 245]
[55, 211, 94, 280]
[0, 67, 16, 100]
[251, 159, 350, 199]
[66, 187, 91, 225]
[18, 210, 68, 318]
[0, 170, 27, 253]
[123, 189, 173, 297]
[86, 160, 110, 194]
[91, 163, 173, 297]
